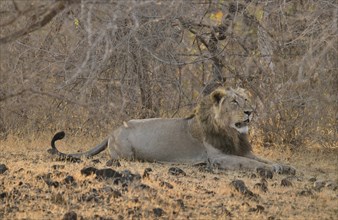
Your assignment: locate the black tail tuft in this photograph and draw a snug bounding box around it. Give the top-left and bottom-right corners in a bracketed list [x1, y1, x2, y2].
[48, 131, 82, 163]
[51, 131, 65, 149]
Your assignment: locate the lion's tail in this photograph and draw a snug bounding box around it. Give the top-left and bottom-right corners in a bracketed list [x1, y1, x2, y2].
[48, 131, 108, 162]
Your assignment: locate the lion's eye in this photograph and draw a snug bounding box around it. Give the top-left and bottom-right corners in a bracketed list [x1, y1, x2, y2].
[232, 100, 238, 105]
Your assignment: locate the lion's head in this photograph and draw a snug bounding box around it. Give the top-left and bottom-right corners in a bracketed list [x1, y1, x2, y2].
[196, 87, 255, 156]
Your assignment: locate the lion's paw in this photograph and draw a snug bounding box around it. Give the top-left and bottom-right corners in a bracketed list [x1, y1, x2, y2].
[272, 164, 296, 175]
[256, 167, 273, 179]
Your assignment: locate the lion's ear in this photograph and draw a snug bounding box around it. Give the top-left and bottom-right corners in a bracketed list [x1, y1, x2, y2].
[211, 90, 226, 104]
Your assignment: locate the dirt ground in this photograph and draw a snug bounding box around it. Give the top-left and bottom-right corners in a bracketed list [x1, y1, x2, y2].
[0, 135, 337, 220]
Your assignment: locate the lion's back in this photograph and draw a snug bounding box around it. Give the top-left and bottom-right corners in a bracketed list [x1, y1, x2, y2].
[113, 118, 206, 163]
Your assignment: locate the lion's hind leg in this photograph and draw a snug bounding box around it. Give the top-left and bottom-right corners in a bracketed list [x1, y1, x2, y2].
[107, 131, 134, 160]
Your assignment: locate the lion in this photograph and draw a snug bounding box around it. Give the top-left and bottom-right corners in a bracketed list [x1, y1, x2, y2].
[48, 87, 295, 174]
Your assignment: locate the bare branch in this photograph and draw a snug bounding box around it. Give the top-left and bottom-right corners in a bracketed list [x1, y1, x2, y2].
[0, 0, 80, 45]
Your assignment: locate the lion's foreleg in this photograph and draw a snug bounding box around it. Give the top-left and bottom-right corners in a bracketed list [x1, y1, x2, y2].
[244, 152, 274, 164]
[209, 155, 271, 171]
[244, 152, 296, 175]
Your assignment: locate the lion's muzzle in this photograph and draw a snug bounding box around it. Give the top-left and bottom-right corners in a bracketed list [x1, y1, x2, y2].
[235, 120, 249, 128]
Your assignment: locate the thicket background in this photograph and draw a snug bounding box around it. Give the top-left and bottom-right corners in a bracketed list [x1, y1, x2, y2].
[0, 0, 336, 149]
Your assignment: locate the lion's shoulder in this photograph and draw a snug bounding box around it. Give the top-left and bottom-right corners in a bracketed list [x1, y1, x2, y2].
[186, 118, 204, 142]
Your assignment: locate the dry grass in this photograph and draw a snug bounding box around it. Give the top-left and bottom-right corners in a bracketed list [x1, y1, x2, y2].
[0, 136, 337, 220]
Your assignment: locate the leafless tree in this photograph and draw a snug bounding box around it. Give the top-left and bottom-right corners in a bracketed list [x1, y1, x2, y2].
[0, 0, 336, 147]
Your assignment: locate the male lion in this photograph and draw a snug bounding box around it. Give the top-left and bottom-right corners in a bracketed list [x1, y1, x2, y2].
[49, 87, 295, 174]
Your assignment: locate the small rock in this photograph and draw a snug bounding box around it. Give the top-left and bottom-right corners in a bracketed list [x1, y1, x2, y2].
[231, 180, 246, 192]
[36, 173, 52, 180]
[63, 211, 77, 220]
[168, 167, 186, 176]
[135, 184, 157, 194]
[0, 164, 8, 174]
[0, 192, 7, 199]
[101, 187, 122, 198]
[112, 190, 122, 198]
[176, 199, 185, 209]
[64, 176, 75, 185]
[100, 186, 113, 193]
[132, 197, 139, 203]
[231, 180, 255, 197]
[85, 193, 99, 203]
[261, 178, 268, 184]
[95, 168, 122, 180]
[112, 177, 122, 185]
[106, 159, 121, 167]
[81, 191, 99, 202]
[10, 188, 21, 197]
[53, 170, 64, 177]
[326, 181, 338, 191]
[121, 170, 141, 182]
[297, 189, 313, 196]
[112, 170, 141, 186]
[81, 167, 98, 176]
[159, 181, 173, 189]
[153, 208, 164, 217]
[250, 173, 257, 179]
[315, 168, 325, 173]
[223, 208, 232, 217]
[205, 190, 215, 195]
[308, 177, 317, 182]
[254, 182, 268, 192]
[136, 184, 151, 190]
[281, 178, 293, 187]
[197, 163, 214, 173]
[91, 159, 101, 164]
[313, 180, 326, 191]
[127, 207, 141, 218]
[93, 215, 112, 220]
[143, 168, 152, 178]
[256, 167, 273, 179]
[15, 168, 24, 173]
[52, 192, 64, 204]
[249, 205, 265, 213]
[44, 179, 60, 188]
[52, 164, 65, 170]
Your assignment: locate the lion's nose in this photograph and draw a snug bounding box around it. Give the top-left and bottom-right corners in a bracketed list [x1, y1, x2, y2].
[244, 111, 252, 116]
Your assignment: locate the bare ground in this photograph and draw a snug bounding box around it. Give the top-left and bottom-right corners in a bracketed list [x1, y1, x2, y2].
[0, 135, 337, 220]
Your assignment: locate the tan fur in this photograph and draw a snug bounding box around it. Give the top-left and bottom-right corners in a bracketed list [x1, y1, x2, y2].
[50, 87, 295, 174]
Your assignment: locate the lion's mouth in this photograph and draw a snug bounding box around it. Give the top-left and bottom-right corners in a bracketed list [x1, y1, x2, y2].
[235, 119, 250, 128]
